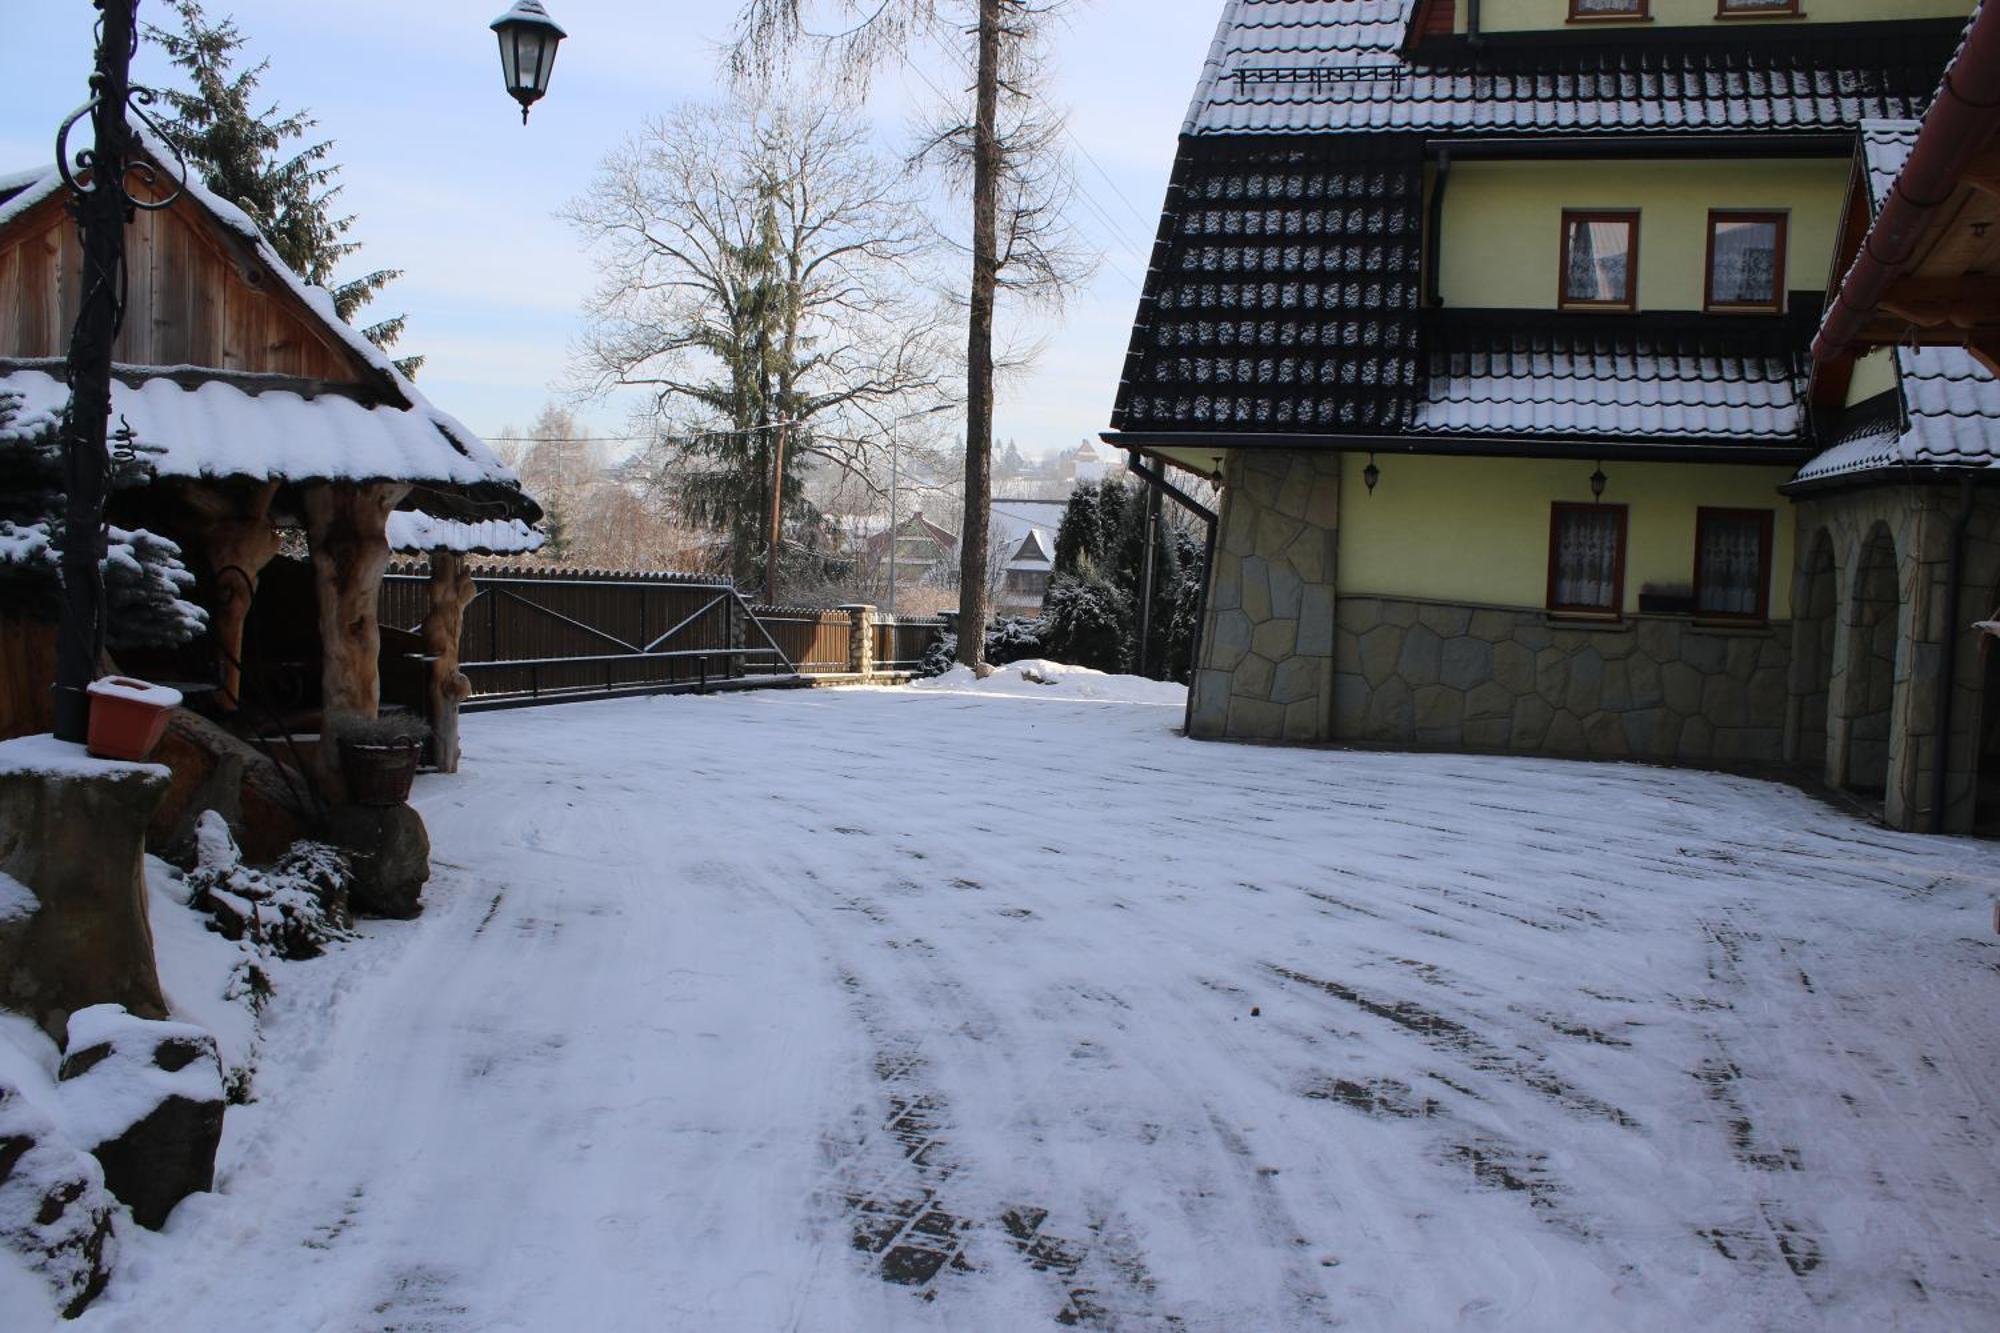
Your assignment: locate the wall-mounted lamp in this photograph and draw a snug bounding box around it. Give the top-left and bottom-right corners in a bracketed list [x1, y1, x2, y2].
[1590, 461, 1607, 500]
[1363, 451, 1380, 494]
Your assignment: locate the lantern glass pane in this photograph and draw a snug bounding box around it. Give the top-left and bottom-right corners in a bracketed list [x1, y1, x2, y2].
[536, 38, 559, 93]
[497, 30, 521, 88]
[517, 34, 543, 92]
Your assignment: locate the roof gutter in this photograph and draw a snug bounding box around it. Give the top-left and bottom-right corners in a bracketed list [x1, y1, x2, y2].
[1424, 135, 1852, 162]
[1814, 3, 2000, 364]
[1102, 430, 1815, 467]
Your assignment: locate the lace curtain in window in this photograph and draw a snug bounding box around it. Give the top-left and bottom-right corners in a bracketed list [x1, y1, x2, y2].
[1553, 508, 1621, 610]
[1697, 513, 1766, 616]
[1710, 218, 1780, 307]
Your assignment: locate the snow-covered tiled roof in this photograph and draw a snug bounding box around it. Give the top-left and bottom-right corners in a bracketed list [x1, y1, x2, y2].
[1413, 337, 1802, 441]
[990, 499, 1067, 565]
[387, 512, 545, 556]
[1187, 1, 1956, 137]
[0, 367, 526, 507]
[1794, 348, 2000, 482]
[1860, 119, 1921, 208]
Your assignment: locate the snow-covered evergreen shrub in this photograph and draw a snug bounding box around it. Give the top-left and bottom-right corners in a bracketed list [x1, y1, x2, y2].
[184, 813, 352, 962]
[0, 389, 207, 648]
[917, 632, 956, 678]
[985, 615, 1045, 667]
[1039, 566, 1131, 674]
[916, 617, 1046, 676]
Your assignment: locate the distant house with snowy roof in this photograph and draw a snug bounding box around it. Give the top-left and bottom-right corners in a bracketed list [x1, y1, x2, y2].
[864, 510, 958, 588]
[1107, 0, 1999, 831]
[990, 497, 1069, 617]
[0, 141, 541, 779]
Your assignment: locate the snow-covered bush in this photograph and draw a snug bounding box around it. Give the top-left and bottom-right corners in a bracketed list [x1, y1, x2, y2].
[1039, 566, 1131, 674]
[184, 812, 352, 963]
[985, 616, 1045, 667]
[0, 389, 207, 648]
[915, 616, 1046, 676]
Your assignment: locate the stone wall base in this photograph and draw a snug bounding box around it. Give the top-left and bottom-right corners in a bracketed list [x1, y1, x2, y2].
[1333, 596, 1791, 766]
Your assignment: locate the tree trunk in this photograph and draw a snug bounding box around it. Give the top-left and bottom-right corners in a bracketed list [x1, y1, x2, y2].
[186, 481, 282, 713]
[302, 482, 408, 800]
[955, 0, 1003, 669]
[421, 551, 475, 775]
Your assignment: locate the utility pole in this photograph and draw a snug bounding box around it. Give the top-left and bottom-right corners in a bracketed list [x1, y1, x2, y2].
[53, 0, 141, 742]
[764, 417, 789, 606]
[887, 437, 900, 615]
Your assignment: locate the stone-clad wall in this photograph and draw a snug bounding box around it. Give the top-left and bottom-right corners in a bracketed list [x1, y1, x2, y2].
[1189, 452, 1341, 742]
[1332, 596, 1793, 765]
[1790, 485, 2000, 831]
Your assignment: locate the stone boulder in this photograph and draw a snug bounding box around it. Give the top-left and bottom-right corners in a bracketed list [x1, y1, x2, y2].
[147, 709, 306, 867]
[0, 736, 170, 1042]
[0, 1080, 116, 1318]
[58, 1005, 224, 1231]
[323, 802, 431, 919]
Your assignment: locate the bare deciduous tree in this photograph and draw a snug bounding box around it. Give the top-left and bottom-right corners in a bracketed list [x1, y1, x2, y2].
[562, 95, 950, 594]
[731, 0, 1091, 667]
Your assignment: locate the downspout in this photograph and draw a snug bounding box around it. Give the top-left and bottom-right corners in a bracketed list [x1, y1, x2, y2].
[1125, 450, 1219, 736]
[1426, 147, 1452, 308]
[1467, 0, 1482, 46]
[1931, 475, 1977, 833]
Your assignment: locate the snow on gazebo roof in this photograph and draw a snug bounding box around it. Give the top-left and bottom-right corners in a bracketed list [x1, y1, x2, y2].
[0, 365, 531, 518]
[0, 140, 538, 522]
[388, 511, 545, 556]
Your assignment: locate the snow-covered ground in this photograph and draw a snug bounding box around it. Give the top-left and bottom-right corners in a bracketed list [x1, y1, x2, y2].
[32, 682, 2000, 1331]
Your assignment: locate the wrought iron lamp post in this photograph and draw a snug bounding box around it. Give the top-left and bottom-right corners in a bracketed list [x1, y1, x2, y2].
[50, 0, 184, 743]
[491, 1, 567, 124]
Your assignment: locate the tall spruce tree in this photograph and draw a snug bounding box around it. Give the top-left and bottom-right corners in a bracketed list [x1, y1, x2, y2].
[146, 1, 420, 377]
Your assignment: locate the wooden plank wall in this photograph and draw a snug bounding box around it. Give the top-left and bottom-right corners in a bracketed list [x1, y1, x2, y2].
[0, 615, 57, 742]
[0, 191, 366, 382]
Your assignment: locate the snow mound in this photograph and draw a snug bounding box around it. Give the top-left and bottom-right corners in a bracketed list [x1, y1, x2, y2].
[911, 658, 1186, 705]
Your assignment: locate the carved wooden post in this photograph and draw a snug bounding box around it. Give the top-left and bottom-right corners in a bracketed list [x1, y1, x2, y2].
[302, 482, 408, 798]
[187, 481, 281, 712]
[421, 551, 476, 774]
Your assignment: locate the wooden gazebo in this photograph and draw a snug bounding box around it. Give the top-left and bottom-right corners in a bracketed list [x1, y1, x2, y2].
[0, 145, 540, 794]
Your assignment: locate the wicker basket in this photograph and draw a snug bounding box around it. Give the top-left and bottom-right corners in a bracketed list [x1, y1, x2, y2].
[338, 739, 421, 806]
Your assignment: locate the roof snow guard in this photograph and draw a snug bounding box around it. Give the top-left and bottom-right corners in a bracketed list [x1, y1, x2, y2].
[1113, 133, 1426, 435]
[1188, 1, 1960, 138]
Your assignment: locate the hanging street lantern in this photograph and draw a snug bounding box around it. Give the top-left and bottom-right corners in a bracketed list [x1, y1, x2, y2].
[491, 1, 566, 124]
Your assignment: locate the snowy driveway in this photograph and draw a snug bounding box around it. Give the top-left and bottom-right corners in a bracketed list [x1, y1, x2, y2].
[80, 683, 2000, 1331]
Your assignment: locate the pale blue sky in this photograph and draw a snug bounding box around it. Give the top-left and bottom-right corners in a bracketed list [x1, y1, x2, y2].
[0, 1, 1227, 458]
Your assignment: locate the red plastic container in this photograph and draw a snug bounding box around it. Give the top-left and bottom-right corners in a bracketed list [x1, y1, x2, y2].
[85, 677, 183, 762]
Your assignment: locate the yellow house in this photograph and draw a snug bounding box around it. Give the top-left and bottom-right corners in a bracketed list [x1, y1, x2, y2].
[1106, 0, 2000, 831]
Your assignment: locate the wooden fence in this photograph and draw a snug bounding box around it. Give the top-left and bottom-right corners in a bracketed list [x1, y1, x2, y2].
[744, 606, 853, 676]
[381, 562, 944, 708]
